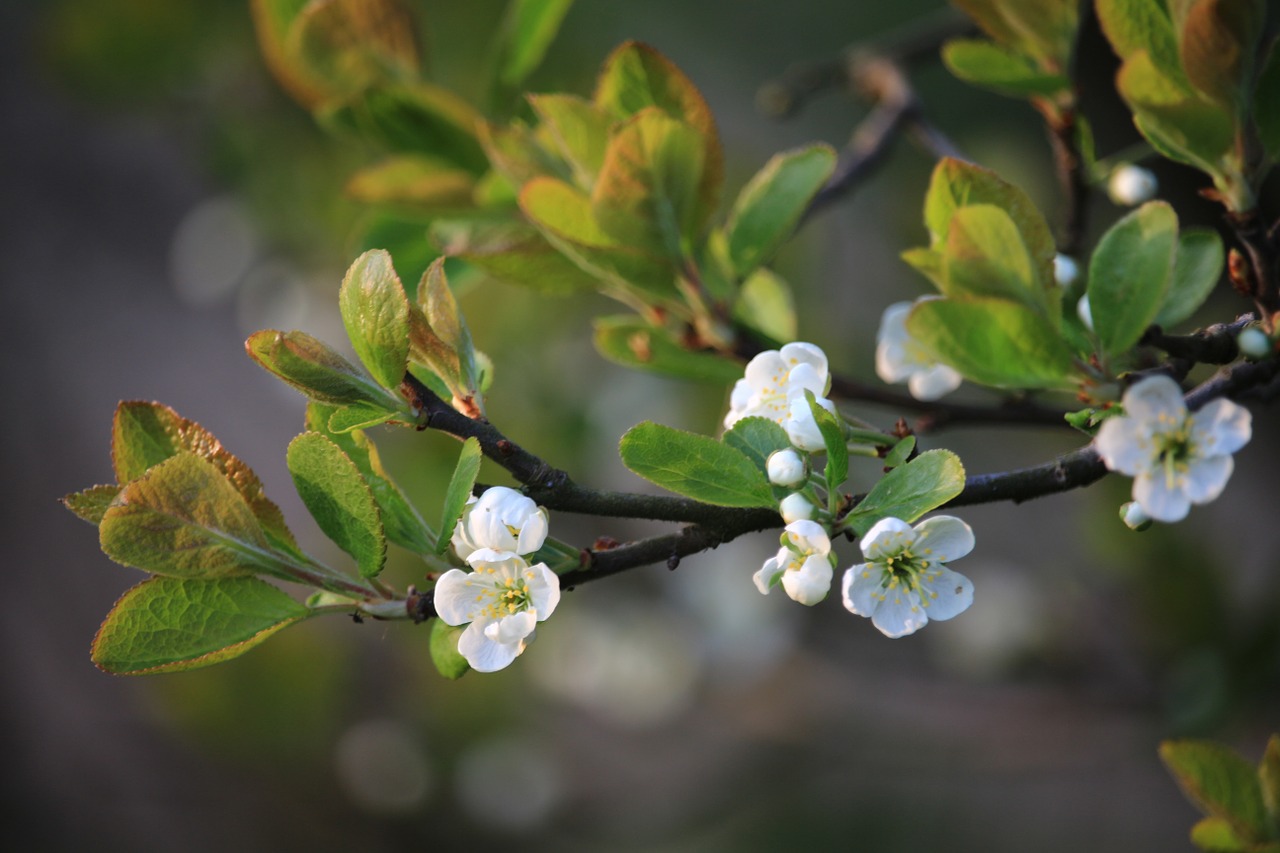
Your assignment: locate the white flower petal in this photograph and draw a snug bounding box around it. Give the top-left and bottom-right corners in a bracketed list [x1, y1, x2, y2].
[841, 563, 884, 616]
[786, 362, 827, 396]
[525, 563, 561, 620]
[871, 586, 927, 638]
[1094, 416, 1153, 475]
[515, 508, 549, 555]
[781, 555, 832, 605]
[484, 609, 537, 645]
[744, 350, 787, 391]
[783, 395, 834, 452]
[431, 569, 482, 626]
[753, 557, 784, 594]
[784, 519, 830, 556]
[1122, 375, 1186, 424]
[1191, 398, 1252, 457]
[1183, 454, 1233, 504]
[779, 342, 828, 376]
[860, 517, 914, 559]
[779, 493, 815, 523]
[912, 516, 974, 562]
[907, 364, 962, 401]
[457, 621, 523, 672]
[1134, 471, 1191, 523]
[916, 566, 973, 622]
[767, 448, 807, 487]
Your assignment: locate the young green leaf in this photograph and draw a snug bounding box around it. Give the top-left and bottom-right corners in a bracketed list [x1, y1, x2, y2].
[593, 316, 743, 384]
[1173, 0, 1264, 113]
[339, 249, 412, 391]
[1087, 201, 1178, 357]
[847, 449, 966, 537]
[100, 453, 293, 581]
[951, 0, 1079, 71]
[942, 203, 1051, 317]
[287, 433, 387, 578]
[62, 484, 121, 525]
[806, 391, 848, 500]
[429, 618, 470, 679]
[1155, 228, 1224, 329]
[733, 268, 798, 345]
[491, 0, 575, 88]
[722, 416, 793, 477]
[91, 576, 309, 675]
[431, 219, 601, 295]
[620, 422, 775, 508]
[344, 155, 475, 210]
[942, 39, 1071, 98]
[1261, 735, 1280, 828]
[1160, 739, 1273, 844]
[906, 297, 1080, 390]
[723, 144, 836, 276]
[417, 258, 483, 414]
[527, 93, 610, 188]
[436, 437, 483, 556]
[284, 0, 420, 102]
[327, 403, 399, 433]
[883, 435, 916, 469]
[246, 329, 406, 410]
[1188, 816, 1249, 851]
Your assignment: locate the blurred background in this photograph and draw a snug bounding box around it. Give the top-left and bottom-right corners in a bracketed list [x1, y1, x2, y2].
[4, 0, 1278, 850]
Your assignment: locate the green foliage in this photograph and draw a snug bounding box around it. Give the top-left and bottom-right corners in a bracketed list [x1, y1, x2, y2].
[807, 391, 849, 502]
[620, 422, 775, 508]
[1156, 227, 1225, 328]
[429, 618, 470, 679]
[1263, 736, 1280, 830]
[723, 144, 836, 276]
[722, 417, 793, 478]
[431, 219, 601, 295]
[92, 576, 310, 675]
[733, 268, 798, 345]
[951, 0, 1079, 72]
[62, 484, 120, 525]
[491, 0, 576, 90]
[344, 155, 476, 213]
[1161, 738, 1278, 849]
[846, 450, 967, 536]
[1087, 201, 1179, 357]
[246, 329, 406, 411]
[340, 249, 413, 391]
[437, 437, 483, 556]
[287, 433, 387, 578]
[413, 258, 484, 415]
[883, 436, 916, 469]
[593, 316, 743, 383]
[942, 39, 1071, 98]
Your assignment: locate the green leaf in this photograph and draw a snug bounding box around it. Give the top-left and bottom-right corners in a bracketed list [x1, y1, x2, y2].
[416, 258, 482, 413]
[1254, 37, 1280, 162]
[722, 416, 793, 476]
[1087, 201, 1179, 357]
[339, 249, 412, 391]
[942, 39, 1071, 98]
[527, 93, 611, 189]
[619, 422, 775, 508]
[287, 433, 386, 578]
[110, 402, 300, 555]
[951, 0, 1079, 70]
[723, 144, 836, 276]
[246, 329, 405, 410]
[907, 297, 1080, 390]
[593, 41, 723, 231]
[847, 449, 966, 537]
[62, 484, 121, 525]
[100, 454, 293, 581]
[92, 576, 309, 675]
[1114, 53, 1235, 173]
[431, 218, 600, 295]
[1156, 228, 1224, 328]
[806, 391, 848, 499]
[592, 316, 743, 384]
[884, 436, 916, 469]
[734, 268, 798, 345]
[284, 0, 420, 103]
[492, 0, 574, 88]
[1261, 735, 1280, 828]
[1161, 739, 1272, 844]
[429, 618, 470, 679]
[436, 437, 483, 556]
[1174, 0, 1264, 112]
[1097, 0, 1183, 80]
[942, 203, 1052, 317]
[1189, 817, 1249, 851]
[306, 403, 436, 555]
[327, 403, 399, 433]
[592, 108, 706, 259]
[345, 155, 475, 210]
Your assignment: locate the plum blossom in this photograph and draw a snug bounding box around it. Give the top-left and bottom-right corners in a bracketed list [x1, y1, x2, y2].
[779, 492, 815, 524]
[1095, 375, 1251, 523]
[1107, 163, 1157, 206]
[724, 342, 836, 451]
[451, 486, 549, 558]
[433, 548, 561, 672]
[875, 301, 962, 401]
[841, 516, 975, 638]
[753, 520, 834, 605]
[766, 448, 807, 487]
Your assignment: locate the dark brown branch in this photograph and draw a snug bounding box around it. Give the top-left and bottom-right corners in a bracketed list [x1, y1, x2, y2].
[826, 373, 1070, 431]
[1226, 210, 1280, 330]
[1140, 314, 1253, 366]
[1045, 106, 1089, 257]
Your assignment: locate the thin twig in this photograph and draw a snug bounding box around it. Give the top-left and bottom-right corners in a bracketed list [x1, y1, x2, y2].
[1140, 314, 1253, 365]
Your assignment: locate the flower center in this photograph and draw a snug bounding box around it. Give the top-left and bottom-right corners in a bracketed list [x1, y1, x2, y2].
[477, 576, 532, 620]
[1153, 424, 1196, 488]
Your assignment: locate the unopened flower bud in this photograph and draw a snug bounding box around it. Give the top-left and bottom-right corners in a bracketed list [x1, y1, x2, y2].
[1053, 254, 1079, 287]
[1120, 501, 1152, 531]
[1107, 164, 1157, 206]
[1077, 295, 1094, 332]
[1237, 327, 1272, 360]
[779, 493, 815, 524]
[766, 448, 807, 487]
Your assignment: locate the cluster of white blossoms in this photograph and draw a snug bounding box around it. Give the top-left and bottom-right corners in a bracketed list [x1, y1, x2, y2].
[433, 487, 560, 672]
[875, 300, 962, 401]
[1095, 375, 1251, 523]
[724, 342, 836, 451]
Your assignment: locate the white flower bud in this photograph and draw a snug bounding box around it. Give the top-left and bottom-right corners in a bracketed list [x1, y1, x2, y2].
[1237, 327, 1272, 360]
[766, 448, 807, 487]
[1107, 164, 1157, 206]
[1053, 254, 1079, 287]
[779, 493, 815, 524]
[1077, 295, 1094, 332]
[1120, 501, 1152, 531]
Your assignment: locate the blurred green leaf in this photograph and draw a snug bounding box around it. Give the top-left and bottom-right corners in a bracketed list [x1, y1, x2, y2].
[429, 618, 470, 679]
[285, 0, 421, 101]
[620, 422, 775, 507]
[1096, 0, 1185, 81]
[432, 218, 600, 295]
[1161, 739, 1272, 844]
[492, 0, 575, 88]
[722, 416, 792, 477]
[287, 432, 386, 578]
[943, 203, 1052, 318]
[247, 329, 406, 410]
[327, 403, 399, 433]
[415, 258, 482, 413]
[884, 436, 916, 469]
[1255, 37, 1280, 162]
[1087, 201, 1178, 357]
[1117, 53, 1235, 171]
[942, 39, 1071, 97]
[951, 0, 1079, 71]
[1173, 0, 1263, 112]
[1261, 735, 1280, 828]
[907, 297, 1079, 389]
[479, 118, 570, 187]
[1189, 816, 1249, 851]
[847, 449, 966, 536]
[339, 249, 412, 391]
[734, 268, 798, 345]
[528, 94, 611, 189]
[62, 484, 121, 525]
[807, 391, 848, 499]
[724, 144, 836, 276]
[1156, 228, 1224, 328]
[345, 155, 476, 210]
[436, 437, 482, 556]
[593, 316, 743, 383]
[110, 401, 299, 555]
[92, 576, 309, 675]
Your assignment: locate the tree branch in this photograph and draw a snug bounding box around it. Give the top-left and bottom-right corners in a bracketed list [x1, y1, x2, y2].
[1140, 314, 1253, 365]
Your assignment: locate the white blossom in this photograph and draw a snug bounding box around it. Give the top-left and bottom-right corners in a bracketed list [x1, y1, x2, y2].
[1053, 253, 1079, 287]
[875, 301, 962, 401]
[779, 493, 815, 524]
[451, 486, 548, 559]
[766, 448, 807, 487]
[1095, 375, 1251, 522]
[841, 516, 975, 638]
[1107, 164, 1157, 206]
[724, 342, 837, 451]
[753, 520, 834, 605]
[433, 549, 561, 672]
[1237, 327, 1271, 359]
[1076, 295, 1094, 332]
[1120, 501, 1152, 531]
